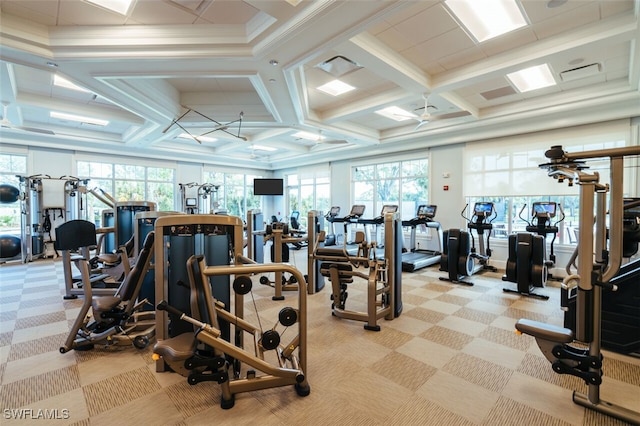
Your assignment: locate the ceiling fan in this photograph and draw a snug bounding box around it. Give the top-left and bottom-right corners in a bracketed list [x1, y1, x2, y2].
[408, 94, 472, 130]
[1, 101, 55, 135]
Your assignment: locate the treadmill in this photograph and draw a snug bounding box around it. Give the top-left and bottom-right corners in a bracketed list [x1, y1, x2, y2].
[359, 204, 398, 247]
[323, 206, 341, 246]
[401, 204, 443, 272]
[332, 204, 366, 255]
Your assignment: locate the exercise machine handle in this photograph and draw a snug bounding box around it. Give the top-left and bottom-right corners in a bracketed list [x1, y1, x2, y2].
[518, 204, 529, 225]
[157, 300, 184, 317]
[460, 203, 470, 222]
[554, 203, 566, 226]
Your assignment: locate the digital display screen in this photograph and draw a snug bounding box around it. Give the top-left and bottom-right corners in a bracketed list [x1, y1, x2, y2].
[417, 204, 436, 217]
[329, 206, 341, 216]
[350, 205, 366, 216]
[185, 198, 197, 207]
[474, 202, 493, 214]
[532, 202, 556, 216]
[381, 205, 398, 214]
[253, 178, 284, 196]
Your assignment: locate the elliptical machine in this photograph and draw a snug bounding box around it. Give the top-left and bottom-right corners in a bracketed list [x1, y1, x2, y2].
[502, 202, 564, 300]
[440, 202, 497, 286]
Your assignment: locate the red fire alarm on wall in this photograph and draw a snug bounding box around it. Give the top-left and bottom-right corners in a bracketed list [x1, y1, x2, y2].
[443, 185, 449, 191]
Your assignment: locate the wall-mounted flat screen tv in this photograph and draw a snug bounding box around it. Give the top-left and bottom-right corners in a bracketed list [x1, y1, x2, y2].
[253, 178, 283, 196]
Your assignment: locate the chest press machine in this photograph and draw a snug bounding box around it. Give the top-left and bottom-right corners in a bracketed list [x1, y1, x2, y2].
[313, 212, 403, 331]
[515, 145, 640, 425]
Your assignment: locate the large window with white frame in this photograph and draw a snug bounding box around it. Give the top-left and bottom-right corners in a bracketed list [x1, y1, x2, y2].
[463, 120, 636, 245]
[285, 171, 330, 228]
[203, 171, 261, 219]
[351, 158, 428, 221]
[77, 160, 175, 224]
[0, 153, 27, 235]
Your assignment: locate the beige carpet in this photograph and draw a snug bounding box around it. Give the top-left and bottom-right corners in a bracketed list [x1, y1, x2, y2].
[1, 253, 639, 425]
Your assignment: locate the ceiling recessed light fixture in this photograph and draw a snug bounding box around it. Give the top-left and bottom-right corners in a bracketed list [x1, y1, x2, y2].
[375, 106, 416, 122]
[252, 144, 277, 152]
[86, 0, 134, 15]
[293, 131, 324, 141]
[178, 133, 217, 143]
[317, 79, 355, 96]
[444, 0, 528, 43]
[50, 111, 108, 126]
[506, 64, 556, 92]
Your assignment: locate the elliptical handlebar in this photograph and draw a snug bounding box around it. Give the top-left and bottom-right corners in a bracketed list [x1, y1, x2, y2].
[554, 203, 566, 227]
[519, 204, 529, 225]
[460, 203, 470, 222]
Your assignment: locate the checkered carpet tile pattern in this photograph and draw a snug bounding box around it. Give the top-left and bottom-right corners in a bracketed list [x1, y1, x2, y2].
[1, 255, 639, 425]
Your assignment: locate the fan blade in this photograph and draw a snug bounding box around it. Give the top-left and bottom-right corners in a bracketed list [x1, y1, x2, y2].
[414, 120, 428, 130]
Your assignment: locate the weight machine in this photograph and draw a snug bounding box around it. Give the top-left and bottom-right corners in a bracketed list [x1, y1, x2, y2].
[515, 144, 640, 425]
[17, 174, 90, 262]
[152, 214, 310, 409]
[179, 182, 222, 214]
[313, 212, 402, 331]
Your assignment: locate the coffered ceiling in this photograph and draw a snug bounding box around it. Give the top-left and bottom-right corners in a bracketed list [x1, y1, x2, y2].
[1, 0, 638, 170]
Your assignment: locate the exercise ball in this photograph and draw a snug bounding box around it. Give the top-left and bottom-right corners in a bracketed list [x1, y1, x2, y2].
[0, 184, 20, 204]
[0, 235, 21, 259]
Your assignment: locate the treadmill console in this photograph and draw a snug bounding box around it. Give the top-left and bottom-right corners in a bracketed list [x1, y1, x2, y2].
[347, 204, 366, 219]
[325, 206, 341, 221]
[417, 204, 436, 219]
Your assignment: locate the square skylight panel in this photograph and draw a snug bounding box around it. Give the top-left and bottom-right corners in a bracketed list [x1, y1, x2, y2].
[317, 80, 355, 96]
[293, 131, 324, 141]
[50, 111, 108, 126]
[444, 0, 528, 43]
[506, 64, 556, 92]
[178, 133, 217, 143]
[86, 0, 134, 15]
[375, 106, 416, 122]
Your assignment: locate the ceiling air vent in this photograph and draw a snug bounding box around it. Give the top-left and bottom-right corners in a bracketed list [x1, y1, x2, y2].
[315, 56, 362, 77]
[480, 86, 517, 100]
[559, 63, 601, 82]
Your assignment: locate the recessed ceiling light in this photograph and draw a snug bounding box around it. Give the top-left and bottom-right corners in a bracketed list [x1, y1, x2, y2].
[252, 144, 277, 152]
[375, 106, 416, 122]
[317, 79, 356, 96]
[506, 64, 556, 92]
[178, 133, 217, 143]
[86, 0, 134, 15]
[444, 0, 528, 43]
[269, 59, 279, 66]
[293, 131, 324, 141]
[54, 75, 91, 93]
[50, 111, 109, 126]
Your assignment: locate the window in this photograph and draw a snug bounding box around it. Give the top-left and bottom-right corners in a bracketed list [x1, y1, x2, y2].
[285, 171, 330, 228]
[463, 120, 633, 244]
[77, 160, 175, 223]
[203, 171, 260, 218]
[0, 153, 27, 235]
[352, 158, 428, 220]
